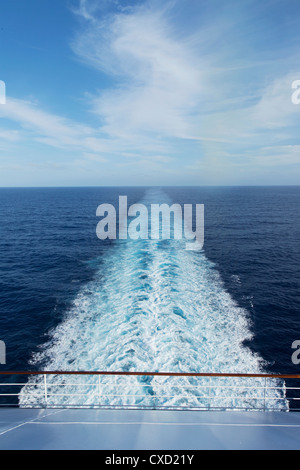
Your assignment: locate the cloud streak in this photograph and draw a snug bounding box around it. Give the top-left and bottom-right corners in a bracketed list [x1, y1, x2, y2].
[1, 0, 300, 185]
[73, 4, 206, 143]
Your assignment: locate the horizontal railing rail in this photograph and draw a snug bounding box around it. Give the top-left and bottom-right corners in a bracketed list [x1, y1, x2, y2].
[0, 371, 298, 412]
[0, 371, 300, 378]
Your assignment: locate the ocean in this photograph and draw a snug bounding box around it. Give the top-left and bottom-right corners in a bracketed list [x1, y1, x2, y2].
[0, 186, 299, 408]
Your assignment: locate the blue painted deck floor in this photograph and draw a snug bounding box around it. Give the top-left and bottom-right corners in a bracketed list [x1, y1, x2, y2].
[0, 409, 300, 450]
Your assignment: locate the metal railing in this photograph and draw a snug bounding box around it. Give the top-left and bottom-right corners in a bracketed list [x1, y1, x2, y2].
[0, 371, 299, 411]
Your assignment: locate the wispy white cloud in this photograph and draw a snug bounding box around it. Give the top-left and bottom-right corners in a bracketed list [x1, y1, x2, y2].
[83, 152, 108, 163]
[73, 0, 98, 22]
[72, 3, 208, 143]
[0, 97, 93, 149]
[252, 74, 300, 129]
[1, 0, 300, 186]
[72, 1, 300, 155]
[0, 129, 20, 142]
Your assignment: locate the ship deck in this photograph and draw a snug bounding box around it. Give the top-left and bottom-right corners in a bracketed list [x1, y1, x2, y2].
[0, 409, 300, 450]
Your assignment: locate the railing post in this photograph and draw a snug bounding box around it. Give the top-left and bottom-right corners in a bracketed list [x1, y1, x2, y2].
[98, 376, 101, 407]
[208, 377, 212, 410]
[44, 374, 48, 408]
[263, 377, 267, 412]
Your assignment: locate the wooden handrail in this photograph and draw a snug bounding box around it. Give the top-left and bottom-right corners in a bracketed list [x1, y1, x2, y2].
[0, 371, 299, 379]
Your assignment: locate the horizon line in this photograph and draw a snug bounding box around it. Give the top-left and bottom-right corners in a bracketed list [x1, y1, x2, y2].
[0, 184, 300, 189]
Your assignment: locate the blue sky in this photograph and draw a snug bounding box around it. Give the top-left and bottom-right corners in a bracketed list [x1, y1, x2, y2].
[0, 0, 300, 186]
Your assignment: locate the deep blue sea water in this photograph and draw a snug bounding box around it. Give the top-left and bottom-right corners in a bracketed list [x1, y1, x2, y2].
[0, 187, 299, 401]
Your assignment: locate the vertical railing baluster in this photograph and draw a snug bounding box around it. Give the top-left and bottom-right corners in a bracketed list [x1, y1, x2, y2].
[98, 376, 101, 408]
[44, 374, 48, 408]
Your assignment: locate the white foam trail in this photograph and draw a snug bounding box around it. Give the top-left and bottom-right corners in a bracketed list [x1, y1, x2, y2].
[19, 189, 287, 410]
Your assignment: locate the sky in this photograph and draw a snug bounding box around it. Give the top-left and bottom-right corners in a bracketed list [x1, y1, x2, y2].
[0, 0, 300, 186]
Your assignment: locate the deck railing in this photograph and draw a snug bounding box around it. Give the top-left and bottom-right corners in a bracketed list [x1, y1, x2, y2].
[0, 371, 299, 411]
